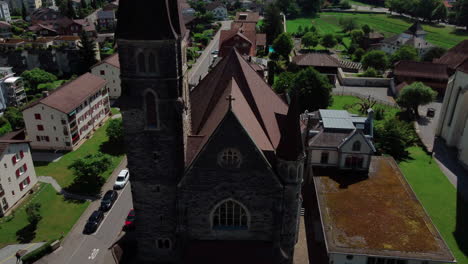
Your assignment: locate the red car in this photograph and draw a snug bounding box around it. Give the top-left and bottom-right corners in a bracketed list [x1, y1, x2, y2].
[123, 209, 136, 231]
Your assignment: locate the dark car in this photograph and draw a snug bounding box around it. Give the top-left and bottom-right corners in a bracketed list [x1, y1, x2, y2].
[83, 210, 104, 234]
[123, 209, 136, 231]
[100, 190, 118, 211]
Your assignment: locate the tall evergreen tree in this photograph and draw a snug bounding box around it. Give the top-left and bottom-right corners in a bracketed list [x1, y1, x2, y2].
[78, 31, 98, 73]
[21, 2, 27, 20]
[454, 0, 468, 28]
[81, 0, 88, 9]
[263, 4, 283, 45]
[67, 0, 76, 18]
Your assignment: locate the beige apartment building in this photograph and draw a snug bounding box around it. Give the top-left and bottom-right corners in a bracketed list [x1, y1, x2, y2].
[91, 53, 121, 99]
[22, 73, 111, 151]
[0, 134, 38, 216]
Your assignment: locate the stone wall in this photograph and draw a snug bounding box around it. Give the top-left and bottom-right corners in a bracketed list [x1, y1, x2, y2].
[337, 68, 394, 88]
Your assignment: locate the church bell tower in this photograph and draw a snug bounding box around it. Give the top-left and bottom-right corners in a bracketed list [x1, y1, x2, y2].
[116, 0, 188, 262]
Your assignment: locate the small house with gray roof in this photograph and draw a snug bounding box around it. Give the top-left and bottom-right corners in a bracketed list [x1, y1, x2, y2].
[303, 109, 376, 173]
[379, 22, 434, 57]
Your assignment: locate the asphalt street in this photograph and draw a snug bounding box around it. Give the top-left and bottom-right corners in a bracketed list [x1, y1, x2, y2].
[38, 158, 132, 264]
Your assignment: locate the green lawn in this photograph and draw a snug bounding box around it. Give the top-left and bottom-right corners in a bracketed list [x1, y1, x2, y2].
[329, 96, 468, 264]
[399, 147, 468, 264]
[0, 183, 89, 249]
[111, 107, 120, 116]
[34, 119, 124, 188]
[287, 13, 468, 49]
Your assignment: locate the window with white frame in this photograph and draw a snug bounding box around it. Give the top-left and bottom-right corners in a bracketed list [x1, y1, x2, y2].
[212, 199, 249, 230]
[218, 148, 242, 168]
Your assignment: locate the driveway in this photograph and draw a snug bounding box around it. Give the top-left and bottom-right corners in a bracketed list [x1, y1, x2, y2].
[37, 158, 132, 264]
[415, 102, 442, 152]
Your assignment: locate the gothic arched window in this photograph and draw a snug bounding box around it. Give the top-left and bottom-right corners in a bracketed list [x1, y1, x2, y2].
[218, 148, 242, 168]
[352, 141, 361, 151]
[148, 53, 157, 73]
[212, 199, 249, 230]
[145, 91, 158, 129]
[138, 52, 146, 73]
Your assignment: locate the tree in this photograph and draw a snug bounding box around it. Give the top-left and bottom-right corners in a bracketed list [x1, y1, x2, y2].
[301, 32, 319, 49]
[272, 33, 294, 59]
[391, 45, 419, 64]
[263, 4, 283, 45]
[353, 48, 365, 62]
[397, 82, 437, 117]
[422, 47, 446, 61]
[291, 67, 333, 112]
[273, 71, 296, 93]
[350, 29, 364, 46]
[454, 0, 468, 28]
[106, 119, 123, 143]
[338, 17, 357, 32]
[277, 0, 292, 13]
[4, 107, 24, 130]
[78, 31, 98, 73]
[432, 2, 448, 21]
[81, 0, 88, 9]
[297, 0, 321, 14]
[67, 0, 76, 18]
[25, 203, 42, 225]
[359, 67, 380, 77]
[21, 2, 27, 20]
[361, 50, 389, 71]
[21, 68, 57, 93]
[374, 117, 416, 160]
[68, 153, 111, 194]
[320, 34, 337, 48]
[415, 0, 439, 21]
[362, 24, 371, 35]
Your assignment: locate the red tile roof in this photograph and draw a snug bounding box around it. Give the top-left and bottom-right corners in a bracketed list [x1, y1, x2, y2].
[394, 61, 449, 80]
[188, 49, 289, 166]
[292, 53, 341, 68]
[24, 73, 106, 114]
[235, 12, 259, 23]
[93, 53, 120, 69]
[435, 40, 468, 71]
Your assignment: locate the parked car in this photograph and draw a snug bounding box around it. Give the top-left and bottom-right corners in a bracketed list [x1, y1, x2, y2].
[83, 210, 104, 234]
[123, 209, 136, 231]
[211, 50, 219, 55]
[100, 190, 118, 211]
[114, 169, 130, 190]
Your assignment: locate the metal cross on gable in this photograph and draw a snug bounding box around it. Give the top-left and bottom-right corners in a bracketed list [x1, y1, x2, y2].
[226, 95, 236, 108]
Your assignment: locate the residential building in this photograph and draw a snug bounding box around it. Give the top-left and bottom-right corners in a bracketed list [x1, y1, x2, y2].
[219, 12, 266, 57]
[292, 52, 342, 83]
[0, 21, 12, 38]
[379, 22, 434, 57]
[114, 1, 305, 263]
[91, 53, 121, 99]
[0, 1, 11, 22]
[304, 109, 376, 172]
[0, 38, 24, 50]
[29, 8, 94, 36]
[0, 131, 38, 217]
[0, 67, 26, 112]
[53, 35, 81, 49]
[306, 156, 455, 264]
[436, 60, 468, 169]
[96, 9, 116, 32]
[22, 73, 111, 151]
[206, 1, 227, 20]
[393, 60, 449, 96]
[435, 39, 468, 73]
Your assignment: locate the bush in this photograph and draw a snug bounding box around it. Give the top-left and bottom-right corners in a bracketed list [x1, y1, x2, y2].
[339, 0, 352, 9]
[353, 48, 365, 62]
[359, 67, 380, 77]
[361, 50, 389, 71]
[21, 240, 54, 264]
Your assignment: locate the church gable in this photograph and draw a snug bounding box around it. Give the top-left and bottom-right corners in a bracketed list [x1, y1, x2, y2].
[339, 131, 375, 154]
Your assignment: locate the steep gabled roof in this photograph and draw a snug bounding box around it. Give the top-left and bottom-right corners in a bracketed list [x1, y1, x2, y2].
[92, 53, 120, 69]
[435, 40, 468, 70]
[394, 61, 449, 80]
[188, 49, 289, 166]
[404, 21, 426, 36]
[276, 93, 304, 161]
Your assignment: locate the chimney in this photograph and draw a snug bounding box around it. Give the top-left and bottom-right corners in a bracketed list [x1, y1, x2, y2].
[367, 108, 374, 138]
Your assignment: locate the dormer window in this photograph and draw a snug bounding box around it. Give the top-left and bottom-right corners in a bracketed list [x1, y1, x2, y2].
[218, 148, 242, 168]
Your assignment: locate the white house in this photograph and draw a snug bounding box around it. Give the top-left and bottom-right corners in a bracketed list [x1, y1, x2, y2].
[0, 67, 26, 112]
[91, 53, 121, 99]
[206, 1, 227, 20]
[0, 1, 11, 22]
[0, 132, 38, 217]
[379, 22, 434, 57]
[304, 109, 376, 174]
[22, 73, 111, 151]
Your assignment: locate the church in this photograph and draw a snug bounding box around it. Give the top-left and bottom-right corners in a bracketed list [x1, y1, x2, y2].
[115, 0, 305, 263]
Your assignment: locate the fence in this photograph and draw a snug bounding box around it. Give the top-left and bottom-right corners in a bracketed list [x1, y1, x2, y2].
[332, 90, 399, 107]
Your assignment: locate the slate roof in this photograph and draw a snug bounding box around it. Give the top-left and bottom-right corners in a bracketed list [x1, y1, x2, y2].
[435, 40, 468, 70]
[116, 0, 186, 40]
[292, 53, 341, 68]
[187, 49, 289, 166]
[0, 139, 30, 156]
[313, 156, 455, 262]
[24, 73, 107, 114]
[404, 21, 427, 35]
[309, 129, 352, 148]
[394, 61, 449, 80]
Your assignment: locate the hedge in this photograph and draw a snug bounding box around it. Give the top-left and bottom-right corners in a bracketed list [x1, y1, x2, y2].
[21, 240, 55, 264]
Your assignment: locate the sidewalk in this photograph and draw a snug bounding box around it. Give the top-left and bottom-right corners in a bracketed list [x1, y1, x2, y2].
[37, 176, 97, 201]
[0, 243, 44, 264]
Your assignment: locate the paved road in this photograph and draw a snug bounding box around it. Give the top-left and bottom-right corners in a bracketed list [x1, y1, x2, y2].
[38, 158, 132, 264]
[188, 21, 232, 86]
[0, 243, 44, 264]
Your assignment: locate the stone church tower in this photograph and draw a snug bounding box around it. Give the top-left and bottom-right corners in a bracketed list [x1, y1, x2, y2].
[116, 0, 188, 262]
